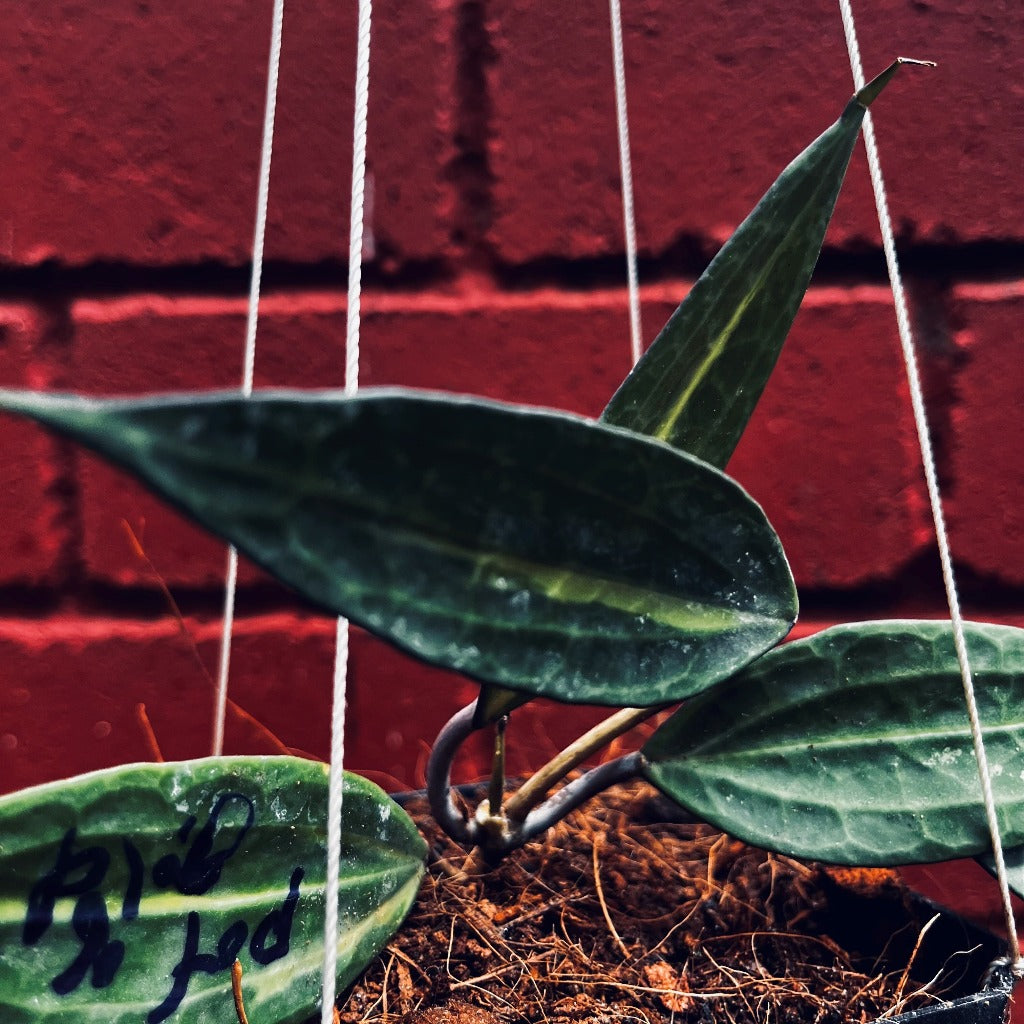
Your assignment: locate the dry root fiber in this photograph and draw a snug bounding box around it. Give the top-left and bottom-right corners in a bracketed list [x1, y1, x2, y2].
[339, 783, 973, 1024]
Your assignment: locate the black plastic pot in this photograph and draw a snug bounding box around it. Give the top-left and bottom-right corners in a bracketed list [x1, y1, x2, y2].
[888, 972, 1011, 1024]
[819, 870, 1013, 1023]
[886, 958, 1012, 1023]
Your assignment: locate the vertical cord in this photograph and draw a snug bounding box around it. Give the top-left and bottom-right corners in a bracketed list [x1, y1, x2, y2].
[608, 0, 643, 366]
[321, 2, 371, 1019]
[838, 0, 1021, 969]
[212, 0, 286, 756]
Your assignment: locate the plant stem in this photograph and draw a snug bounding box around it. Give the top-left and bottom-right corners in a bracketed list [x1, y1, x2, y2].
[503, 705, 663, 822]
[516, 752, 644, 842]
[427, 699, 653, 858]
[426, 699, 480, 847]
[487, 715, 508, 814]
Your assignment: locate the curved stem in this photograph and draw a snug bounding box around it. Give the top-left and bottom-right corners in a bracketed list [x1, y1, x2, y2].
[426, 699, 481, 847]
[504, 705, 663, 822]
[517, 751, 644, 843]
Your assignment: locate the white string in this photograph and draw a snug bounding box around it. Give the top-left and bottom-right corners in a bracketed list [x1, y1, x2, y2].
[838, 0, 1022, 970]
[212, 0, 286, 757]
[321, 1, 371, 1018]
[607, 0, 643, 366]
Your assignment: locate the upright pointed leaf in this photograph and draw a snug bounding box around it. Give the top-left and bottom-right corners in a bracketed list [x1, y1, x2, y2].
[475, 68, 913, 728]
[602, 61, 908, 466]
[0, 757, 425, 1024]
[0, 387, 796, 707]
[643, 621, 1024, 865]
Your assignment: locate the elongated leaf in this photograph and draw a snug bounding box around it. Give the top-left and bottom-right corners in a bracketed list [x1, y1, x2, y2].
[602, 61, 907, 466]
[0, 388, 796, 707]
[0, 757, 425, 1024]
[474, 67, 911, 728]
[643, 621, 1024, 865]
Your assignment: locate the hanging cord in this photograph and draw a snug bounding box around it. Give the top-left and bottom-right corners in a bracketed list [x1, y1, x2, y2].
[608, 0, 643, 366]
[838, 1, 1022, 971]
[321, 2, 371, 1020]
[212, 0, 286, 757]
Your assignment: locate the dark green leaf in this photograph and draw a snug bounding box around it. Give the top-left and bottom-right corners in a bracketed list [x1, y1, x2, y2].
[602, 63, 904, 466]
[0, 756, 425, 1023]
[475, 67, 909, 727]
[0, 388, 796, 707]
[643, 621, 1024, 865]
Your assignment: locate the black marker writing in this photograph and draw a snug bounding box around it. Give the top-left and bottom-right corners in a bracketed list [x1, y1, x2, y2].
[121, 838, 145, 922]
[50, 891, 125, 996]
[147, 912, 248, 1024]
[251, 866, 304, 965]
[22, 791, 301, 1012]
[23, 829, 109, 945]
[148, 867, 305, 1023]
[152, 792, 256, 895]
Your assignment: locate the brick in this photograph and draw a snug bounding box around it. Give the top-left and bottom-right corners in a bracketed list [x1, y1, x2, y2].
[726, 286, 931, 588]
[10, 608, 1023, 801]
[0, 616, 220, 796]
[0, 612, 638, 798]
[70, 283, 929, 589]
[0, 304, 65, 584]
[69, 293, 359, 586]
[509, 282, 930, 590]
[0, 614, 455, 795]
[69, 289, 634, 585]
[948, 281, 1024, 584]
[487, 0, 1024, 263]
[0, 1, 453, 267]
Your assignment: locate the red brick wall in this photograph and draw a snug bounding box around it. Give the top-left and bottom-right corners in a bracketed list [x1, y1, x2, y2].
[1, 2, 1023, 941]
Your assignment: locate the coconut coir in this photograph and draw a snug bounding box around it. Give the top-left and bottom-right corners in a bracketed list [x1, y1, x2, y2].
[337, 783, 979, 1024]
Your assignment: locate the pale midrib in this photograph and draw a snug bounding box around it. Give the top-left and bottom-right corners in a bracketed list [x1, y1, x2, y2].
[248, 870, 422, 1001]
[0, 872, 423, 1017]
[652, 267, 767, 443]
[351, 530, 780, 638]
[0, 861, 415, 929]
[76, 412, 791, 636]
[650, 170, 833, 444]
[134, 437, 779, 622]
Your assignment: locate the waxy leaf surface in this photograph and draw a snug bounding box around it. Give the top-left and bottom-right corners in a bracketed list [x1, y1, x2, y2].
[0, 388, 796, 707]
[472, 73, 901, 727]
[0, 757, 425, 1023]
[643, 621, 1024, 865]
[602, 78, 892, 466]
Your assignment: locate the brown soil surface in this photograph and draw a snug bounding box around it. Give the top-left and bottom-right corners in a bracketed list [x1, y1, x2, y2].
[338, 783, 980, 1024]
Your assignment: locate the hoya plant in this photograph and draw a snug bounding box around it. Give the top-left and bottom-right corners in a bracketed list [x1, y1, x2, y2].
[1, 60, 1020, 1024]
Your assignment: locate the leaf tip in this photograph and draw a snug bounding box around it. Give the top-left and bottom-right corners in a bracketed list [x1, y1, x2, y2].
[855, 57, 936, 109]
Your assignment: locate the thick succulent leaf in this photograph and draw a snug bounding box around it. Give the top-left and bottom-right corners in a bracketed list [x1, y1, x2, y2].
[601, 62, 905, 466]
[474, 69, 906, 728]
[0, 388, 796, 707]
[643, 621, 1024, 865]
[0, 757, 425, 1024]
